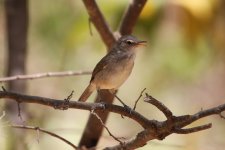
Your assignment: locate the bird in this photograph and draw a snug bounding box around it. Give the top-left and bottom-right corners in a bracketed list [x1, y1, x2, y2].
[78, 35, 146, 102]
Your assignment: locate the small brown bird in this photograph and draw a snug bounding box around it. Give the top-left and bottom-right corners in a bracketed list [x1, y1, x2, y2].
[79, 35, 146, 102]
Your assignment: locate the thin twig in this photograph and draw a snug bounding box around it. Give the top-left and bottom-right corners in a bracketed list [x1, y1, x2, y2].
[0, 70, 91, 83]
[174, 123, 212, 134]
[53, 91, 74, 110]
[57, 90, 74, 110]
[65, 90, 74, 101]
[91, 110, 124, 145]
[144, 93, 173, 119]
[114, 95, 127, 108]
[133, 88, 146, 110]
[10, 125, 78, 149]
[17, 102, 24, 123]
[176, 103, 225, 129]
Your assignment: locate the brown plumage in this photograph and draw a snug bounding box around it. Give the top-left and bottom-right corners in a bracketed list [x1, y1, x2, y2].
[78, 35, 146, 102]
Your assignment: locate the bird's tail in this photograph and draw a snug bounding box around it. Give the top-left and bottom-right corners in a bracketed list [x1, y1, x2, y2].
[78, 84, 95, 102]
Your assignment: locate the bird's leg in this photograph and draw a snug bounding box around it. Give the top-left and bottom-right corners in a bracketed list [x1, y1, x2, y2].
[109, 89, 132, 113]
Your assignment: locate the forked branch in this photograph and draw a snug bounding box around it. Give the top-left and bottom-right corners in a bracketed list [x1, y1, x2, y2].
[0, 90, 225, 149]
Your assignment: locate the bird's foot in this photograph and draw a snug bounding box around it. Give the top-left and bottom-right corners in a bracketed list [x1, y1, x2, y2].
[114, 94, 132, 113]
[123, 104, 133, 114]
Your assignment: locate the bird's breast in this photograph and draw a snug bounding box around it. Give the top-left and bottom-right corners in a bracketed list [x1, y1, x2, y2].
[93, 53, 135, 89]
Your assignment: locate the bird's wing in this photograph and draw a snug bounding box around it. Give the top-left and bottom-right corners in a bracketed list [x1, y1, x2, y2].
[90, 53, 114, 82]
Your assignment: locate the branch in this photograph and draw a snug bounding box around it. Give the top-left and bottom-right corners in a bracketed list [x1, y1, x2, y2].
[82, 0, 116, 49]
[11, 125, 78, 149]
[133, 88, 146, 110]
[91, 111, 123, 144]
[1, 90, 225, 149]
[144, 93, 173, 119]
[119, 0, 147, 35]
[0, 70, 91, 83]
[78, 90, 115, 147]
[0, 90, 151, 128]
[175, 103, 225, 128]
[104, 98, 225, 149]
[173, 123, 212, 134]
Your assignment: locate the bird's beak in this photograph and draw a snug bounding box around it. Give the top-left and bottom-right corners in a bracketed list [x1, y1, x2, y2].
[136, 41, 147, 47]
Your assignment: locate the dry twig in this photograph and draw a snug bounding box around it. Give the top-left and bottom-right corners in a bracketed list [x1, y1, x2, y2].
[133, 88, 146, 110]
[17, 102, 24, 123]
[144, 93, 173, 119]
[10, 125, 78, 149]
[114, 94, 128, 108]
[173, 123, 212, 134]
[91, 111, 123, 144]
[0, 70, 91, 83]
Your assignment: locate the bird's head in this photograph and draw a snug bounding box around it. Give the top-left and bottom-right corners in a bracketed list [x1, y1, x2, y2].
[117, 35, 147, 51]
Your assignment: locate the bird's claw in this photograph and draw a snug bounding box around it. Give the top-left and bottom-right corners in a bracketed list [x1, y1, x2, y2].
[123, 104, 132, 114]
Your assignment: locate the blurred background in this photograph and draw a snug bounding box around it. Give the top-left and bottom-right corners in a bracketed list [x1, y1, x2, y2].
[0, 0, 225, 149]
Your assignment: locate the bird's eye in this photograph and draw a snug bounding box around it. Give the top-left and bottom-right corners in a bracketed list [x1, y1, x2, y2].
[126, 40, 133, 45]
